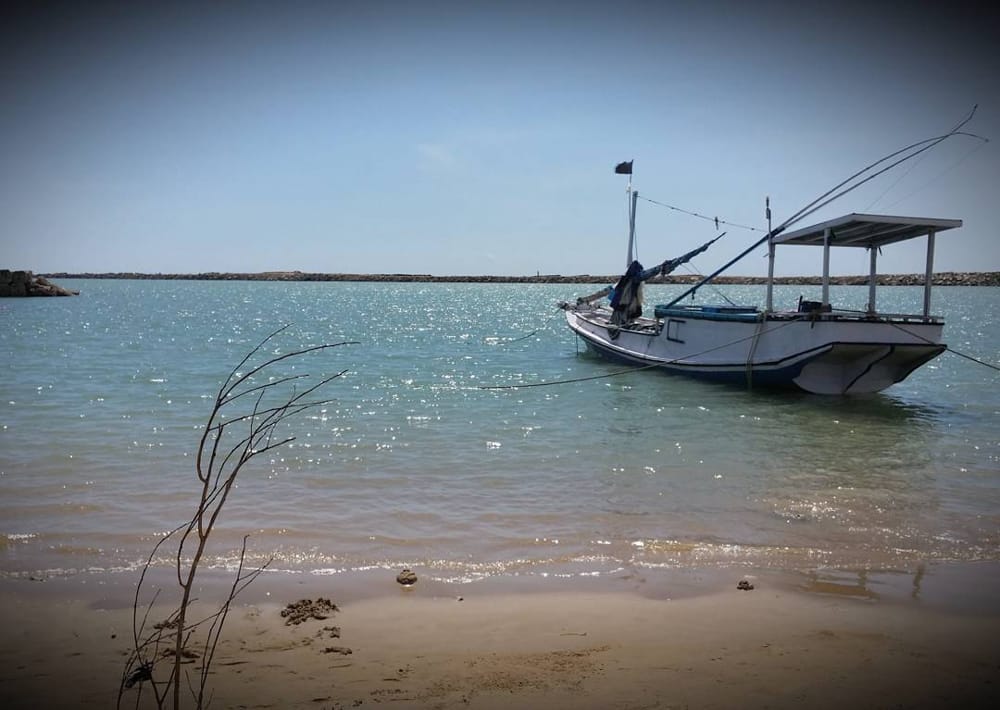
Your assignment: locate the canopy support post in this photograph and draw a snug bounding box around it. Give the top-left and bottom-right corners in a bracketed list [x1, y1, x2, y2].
[867, 246, 878, 314]
[822, 227, 832, 307]
[923, 228, 936, 318]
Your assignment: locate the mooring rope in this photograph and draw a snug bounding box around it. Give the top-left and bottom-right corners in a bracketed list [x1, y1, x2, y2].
[481, 361, 664, 389]
[745, 318, 766, 389]
[487, 307, 564, 345]
[945, 346, 1000, 373]
[889, 321, 1000, 374]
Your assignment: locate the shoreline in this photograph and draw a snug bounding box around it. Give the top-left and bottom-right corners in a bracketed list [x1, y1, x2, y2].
[39, 270, 1000, 286]
[8, 559, 999, 616]
[2, 561, 997, 709]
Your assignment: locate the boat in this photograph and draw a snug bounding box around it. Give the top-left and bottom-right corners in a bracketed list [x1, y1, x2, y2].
[560, 161, 964, 395]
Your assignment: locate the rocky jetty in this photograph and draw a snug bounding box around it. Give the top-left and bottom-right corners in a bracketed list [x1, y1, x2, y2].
[0, 270, 78, 297]
[40, 270, 1000, 286]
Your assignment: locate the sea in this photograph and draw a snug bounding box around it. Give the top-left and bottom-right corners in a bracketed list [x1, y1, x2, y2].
[1, 280, 998, 596]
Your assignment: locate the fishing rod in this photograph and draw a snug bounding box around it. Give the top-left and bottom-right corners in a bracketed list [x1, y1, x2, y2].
[868, 105, 988, 211]
[660, 106, 986, 310]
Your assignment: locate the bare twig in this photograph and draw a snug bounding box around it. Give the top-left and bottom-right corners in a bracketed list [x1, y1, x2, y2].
[120, 328, 352, 709]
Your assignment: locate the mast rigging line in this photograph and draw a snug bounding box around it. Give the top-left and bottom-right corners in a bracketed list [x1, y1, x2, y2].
[638, 195, 762, 233]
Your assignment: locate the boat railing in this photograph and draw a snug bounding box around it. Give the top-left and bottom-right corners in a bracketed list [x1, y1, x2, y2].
[652, 303, 943, 325]
[769, 309, 943, 324]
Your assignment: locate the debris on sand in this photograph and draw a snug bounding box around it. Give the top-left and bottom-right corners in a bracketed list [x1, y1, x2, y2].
[396, 569, 418, 586]
[321, 646, 353, 655]
[124, 662, 153, 688]
[317, 625, 341, 639]
[737, 579, 755, 591]
[281, 598, 339, 625]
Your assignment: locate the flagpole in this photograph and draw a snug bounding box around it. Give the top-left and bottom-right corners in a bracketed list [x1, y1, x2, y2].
[615, 160, 636, 268]
[625, 162, 636, 268]
[626, 186, 638, 268]
[765, 196, 775, 313]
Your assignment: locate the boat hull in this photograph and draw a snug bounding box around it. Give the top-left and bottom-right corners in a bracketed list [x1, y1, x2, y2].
[565, 307, 945, 395]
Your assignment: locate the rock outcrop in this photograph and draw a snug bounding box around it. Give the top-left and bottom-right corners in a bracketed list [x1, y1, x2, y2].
[0, 270, 79, 297]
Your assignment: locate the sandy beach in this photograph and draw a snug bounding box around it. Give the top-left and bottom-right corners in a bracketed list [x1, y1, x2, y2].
[1, 565, 997, 709]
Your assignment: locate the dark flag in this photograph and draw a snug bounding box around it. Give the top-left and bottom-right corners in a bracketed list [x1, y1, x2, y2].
[614, 160, 633, 175]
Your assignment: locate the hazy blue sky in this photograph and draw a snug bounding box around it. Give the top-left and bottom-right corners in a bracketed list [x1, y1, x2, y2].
[2, 1, 998, 276]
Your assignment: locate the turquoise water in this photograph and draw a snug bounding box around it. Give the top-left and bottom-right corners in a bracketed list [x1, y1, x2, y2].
[1, 280, 998, 585]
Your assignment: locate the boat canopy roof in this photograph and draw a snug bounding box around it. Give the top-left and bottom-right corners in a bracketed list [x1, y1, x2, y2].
[773, 213, 962, 249]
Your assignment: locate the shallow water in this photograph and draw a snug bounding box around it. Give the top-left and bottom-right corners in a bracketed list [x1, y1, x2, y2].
[1, 280, 998, 586]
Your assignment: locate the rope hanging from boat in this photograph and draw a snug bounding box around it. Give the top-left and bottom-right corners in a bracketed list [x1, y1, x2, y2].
[638, 195, 762, 233]
[888, 322, 1000, 374]
[480, 361, 665, 389]
[745, 318, 766, 388]
[486, 307, 564, 345]
[943, 346, 1000, 374]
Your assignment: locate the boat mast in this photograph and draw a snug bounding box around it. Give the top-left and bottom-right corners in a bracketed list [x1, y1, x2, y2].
[626, 186, 638, 268]
[765, 196, 775, 313]
[616, 160, 637, 268]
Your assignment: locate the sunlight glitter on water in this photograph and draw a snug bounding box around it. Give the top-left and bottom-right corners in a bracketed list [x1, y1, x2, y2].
[1, 281, 998, 587]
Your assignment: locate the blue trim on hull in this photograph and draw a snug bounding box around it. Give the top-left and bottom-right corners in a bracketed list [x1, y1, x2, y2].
[579, 333, 809, 389]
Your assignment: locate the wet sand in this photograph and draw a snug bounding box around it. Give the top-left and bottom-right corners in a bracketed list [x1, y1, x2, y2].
[1, 564, 998, 709]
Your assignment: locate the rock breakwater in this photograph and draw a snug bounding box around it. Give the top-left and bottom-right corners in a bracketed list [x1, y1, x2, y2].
[0, 270, 78, 297]
[40, 270, 1000, 286]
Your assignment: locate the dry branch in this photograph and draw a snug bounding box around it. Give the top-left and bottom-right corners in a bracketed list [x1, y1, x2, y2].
[119, 326, 355, 709]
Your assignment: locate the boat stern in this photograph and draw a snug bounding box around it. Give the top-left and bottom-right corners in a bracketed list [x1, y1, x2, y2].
[792, 342, 946, 394]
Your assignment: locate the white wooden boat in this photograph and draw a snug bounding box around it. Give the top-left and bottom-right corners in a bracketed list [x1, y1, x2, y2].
[562, 205, 961, 394]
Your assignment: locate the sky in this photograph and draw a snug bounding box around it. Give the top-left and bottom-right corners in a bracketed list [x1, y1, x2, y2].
[2, 1, 999, 277]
